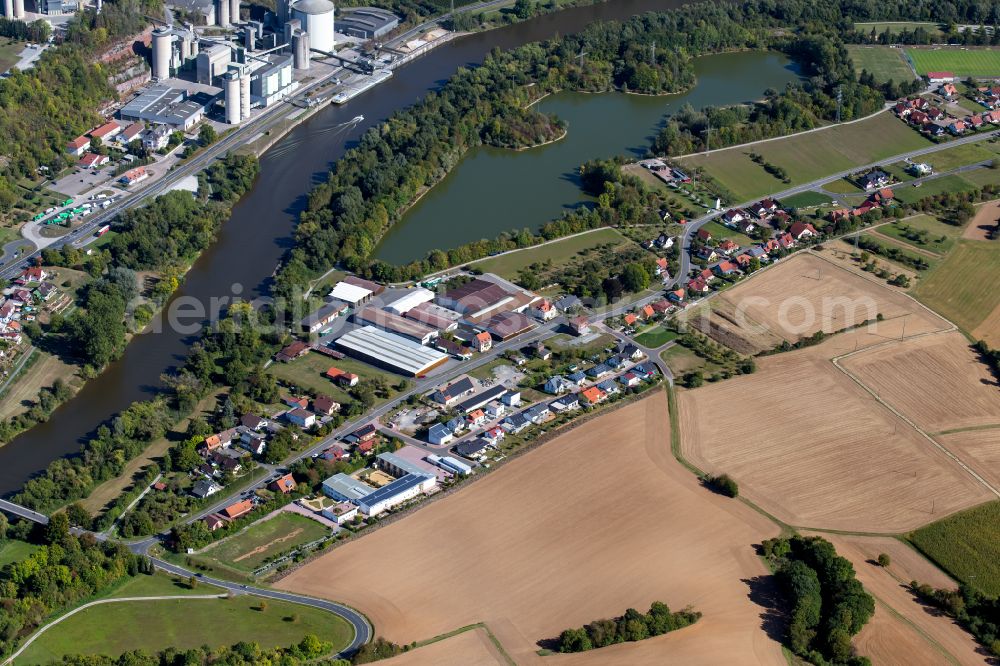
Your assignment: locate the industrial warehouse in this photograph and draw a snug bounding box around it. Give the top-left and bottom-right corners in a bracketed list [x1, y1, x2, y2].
[334, 326, 449, 376]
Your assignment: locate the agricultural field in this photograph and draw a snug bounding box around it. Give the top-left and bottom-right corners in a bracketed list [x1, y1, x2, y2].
[914, 240, 1000, 345]
[469, 228, 632, 280]
[876, 214, 963, 255]
[840, 331, 1000, 433]
[892, 174, 980, 205]
[907, 47, 1000, 77]
[381, 627, 511, 666]
[937, 428, 1000, 494]
[904, 141, 1000, 173]
[963, 197, 1000, 241]
[681, 112, 931, 202]
[196, 512, 330, 574]
[15, 576, 353, 665]
[846, 45, 916, 83]
[682, 253, 947, 355]
[815, 534, 984, 666]
[268, 351, 405, 405]
[909, 501, 1000, 597]
[277, 393, 787, 665]
[854, 21, 944, 37]
[678, 335, 991, 532]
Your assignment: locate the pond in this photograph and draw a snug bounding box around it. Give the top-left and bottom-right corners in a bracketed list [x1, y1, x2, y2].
[373, 50, 803, 265]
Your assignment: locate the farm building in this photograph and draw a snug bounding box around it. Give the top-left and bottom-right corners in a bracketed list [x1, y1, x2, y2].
[334, 325, 449, 376]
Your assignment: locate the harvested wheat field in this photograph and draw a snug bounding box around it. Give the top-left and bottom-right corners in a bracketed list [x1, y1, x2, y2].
[380, 627, 509, 666]
[684, 252, 946, 354]
[840, 331, 1000, 434]
[277, 393, 785, 665]
[937, 428, 1000, 493]
[964, 199, 1000, 241]
[972, 304, 1000, 348]
[679, 339, 992, 532]
[811, 534, 987, 665]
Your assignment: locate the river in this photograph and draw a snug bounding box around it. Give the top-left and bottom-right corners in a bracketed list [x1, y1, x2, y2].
[374, 50, 802, 264]
[0, 0, 789, 495]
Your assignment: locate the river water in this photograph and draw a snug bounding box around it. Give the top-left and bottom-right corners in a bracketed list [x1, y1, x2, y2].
[0, 0, 792, 494]
[374, 51, 802, 264]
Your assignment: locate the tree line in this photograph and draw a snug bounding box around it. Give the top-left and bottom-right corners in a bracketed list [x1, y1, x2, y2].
[556, 601, 701, 652]
[909, 581, 1000, 658]
[763, 536, 875, 666]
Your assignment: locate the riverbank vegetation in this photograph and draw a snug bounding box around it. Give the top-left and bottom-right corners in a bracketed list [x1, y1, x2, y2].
[762, 535, 875, 666]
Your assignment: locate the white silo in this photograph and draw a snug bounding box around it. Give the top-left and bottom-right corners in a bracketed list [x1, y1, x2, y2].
[292, 30, 310, 69]
[240, 71, 250, 118]
[290, 0, 333, 53]
[229, 0, 239, 23]
[3, 0, 13, 19]
[215, 0, 230, 27]
[152, 27, 173, 80]
[11, 0, 23, 19]
[224, 72, 241, 124]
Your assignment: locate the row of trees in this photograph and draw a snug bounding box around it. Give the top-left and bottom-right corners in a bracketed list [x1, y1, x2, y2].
[764, 536, 875, 666]
[556, 601, 701, 652]
[909, 581, 1000, 657]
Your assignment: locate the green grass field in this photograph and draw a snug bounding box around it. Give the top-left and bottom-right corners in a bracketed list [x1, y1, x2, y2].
[913, 240, 1000, 334]
[0, 540, 39, 568]
[269, 351, 404, 405]
[16, 583, 352, 664]
[846, 45, 916, 82]
[907, 47, 1000, 77]
[632, 326, 678, 348]
[660, 345, 710, 376]
[470, 228, 631, 279]
[0, 40, 25, 73]
[893, 173, 980, 205]
[782, 191, 834, 209]
[958, 165, 1000, 187]
[877, 215, 963, 255]
[823, 177, 865, 194]
[911, 141, 1000, 172]
[908, 501, 1000, 597]
[683, 113, 931, 202]
[197, 513, 330, 574]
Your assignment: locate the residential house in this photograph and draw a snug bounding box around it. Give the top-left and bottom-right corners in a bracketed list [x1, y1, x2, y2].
[319, 445, 347, 461]
[567, 370, 587, 385]
[531, 299, 558, 321]
[241, 413, 267, 431]
[143, 125, 171, 151]
[432, 377, 475, 406]
[481, 426, 505, 445]
[221, 499, 253, 521]
[597, 379, 620, 396]
[313, 395, 340, 416]
[445, 416, 467, 434]
[939, 82, 958, 98]
[926, 71, 955, 83]
[712, 260, 740, 277]
[717, 239, 739, 255]
[737, 218, 757, 234]
[696, 228, 713, 242]
[586, 363, 611, 379]
[239, 436, 266, 456]
[79, 152, 110, 169]
[532, 340, 552, 360]
[624, 313, 638, 327]
[203, 514, 226, 531]
[67, 135, 91, 156]
[473, 331, 492, 352]
[276, 340, 310, 362]
[620, 343, 642, 360]
[455, 438, 490, 458]
[620, 372, 642, 388]
[667, 288, 686, 303]
[485, 402, 505, 420]
[325, 366, 360, 387]
[466, 408, 487, 428]
[777, 232, 796, 250]
[861, 170, 890, 190]
[751, 198, 781, 218]
[651, 299, 671, 315]
[789, 221, 817, 240]
[721, 209, 745, 226]
[286, 408, 316, 429]
[118, 121, 145, 145]
[284, 396, 309, 410]
[501, 391, 521, 407]
[270, 473, 298, 494]
[734, 253, 752, 269]
[696, 246, 718, 262]
[655, 256, 669, 275]
[17, 266, 49, 284]
[554, 295, 583, 312]
[435, 337, 472, 360]
[550, 394, 580, 412]
[948, 120, 967, 135]
[191, 479, 221, 499]
[89, 121, 122, 142]
[641, 304, 655, 319]
[544, 375, 575, 395]
[525, 403, 551, 424]
[346, 423, 378, 445]
[580, 386, 606, 405]
[569, 316, 591, 337]
[501, 412, 531, 434]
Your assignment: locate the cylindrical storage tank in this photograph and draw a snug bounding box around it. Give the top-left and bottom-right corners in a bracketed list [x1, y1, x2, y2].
[3, 0, 14, 19]
[95, 0, 102, 11]
[11, 0, 23, 19]
[239, 72, 250, 119]
[224, 73, 241, 124]
[215, 0, 229, 27]
[179, 33, 191, 60]
[290, 0, 333, 53]
[229, 0, 239, 23]
[152, 27, 173, 80]
[292, 30, 310, 69]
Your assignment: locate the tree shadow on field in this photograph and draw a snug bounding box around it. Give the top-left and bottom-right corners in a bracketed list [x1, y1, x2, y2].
[742, 575, 787, 643]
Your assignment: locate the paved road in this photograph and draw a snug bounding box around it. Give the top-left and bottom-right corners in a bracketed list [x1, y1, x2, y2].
[0, 497, 372, 658]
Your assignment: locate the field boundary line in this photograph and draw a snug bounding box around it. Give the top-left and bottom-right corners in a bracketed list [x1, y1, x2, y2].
[2, 593, 226, 666]
[831, 332, 1000, 501]
[412, 622, 516, 666]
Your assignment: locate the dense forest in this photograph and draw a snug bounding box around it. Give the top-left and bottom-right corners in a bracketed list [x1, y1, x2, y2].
[763, 536, 875, 666]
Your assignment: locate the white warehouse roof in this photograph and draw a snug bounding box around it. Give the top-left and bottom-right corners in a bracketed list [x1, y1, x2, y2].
[330, 281, 373, 304]
[335, 325, 448, 376]
[385, 287, 435, 315]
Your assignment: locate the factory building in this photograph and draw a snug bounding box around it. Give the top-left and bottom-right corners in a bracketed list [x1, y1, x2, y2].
[152, 25, 201, 80]
[336, 7, 399, 39]
[384, 287, 434, 315]
[250, 53, 297, 106]
[196, 43, 232, 84]
[288, 0, 334, 52]
[119, 84, 206, 131]
[335, 325, 449, 377]
[167, 0, 216, 25]
[322, 472, 436, 517]
[353, 306, 438, 345]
